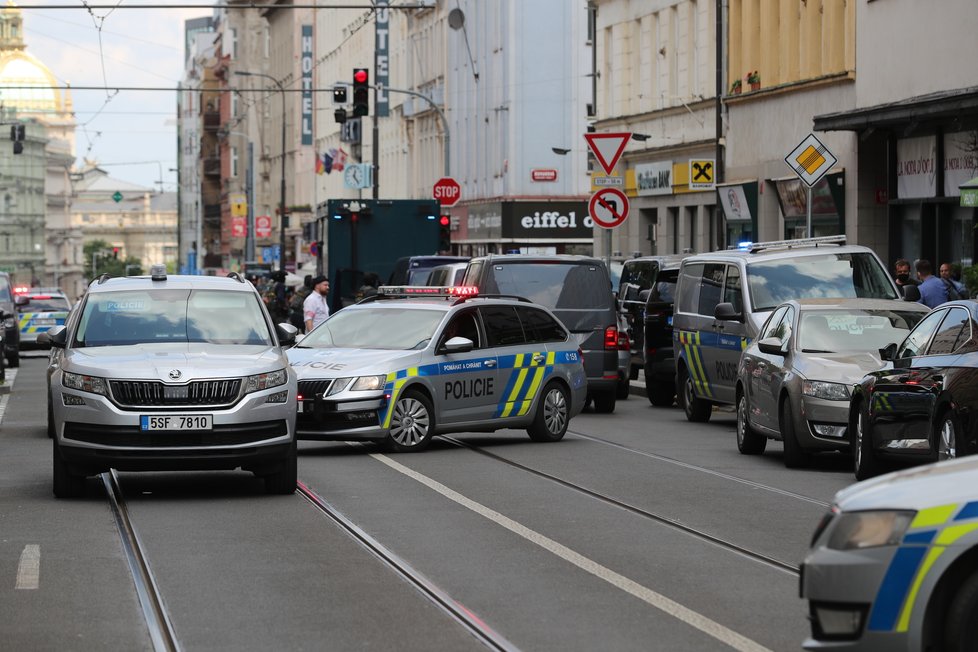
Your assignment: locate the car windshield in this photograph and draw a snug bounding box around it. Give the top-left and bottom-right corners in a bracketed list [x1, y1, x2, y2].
[798, 309, 925, 353]
[486, 262, 611, 309]
[74, 289, 273, 347]
[298, 306, 445, 350]
[21, 296, 70, 312]
[747, 252, 897, 311]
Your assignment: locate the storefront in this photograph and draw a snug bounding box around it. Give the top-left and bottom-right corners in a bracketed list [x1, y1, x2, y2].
[815, 87, 978, 270]
[451, 200, 593, 257]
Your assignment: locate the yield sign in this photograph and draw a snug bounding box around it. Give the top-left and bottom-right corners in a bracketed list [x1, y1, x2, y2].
[584, 132, 631, 175]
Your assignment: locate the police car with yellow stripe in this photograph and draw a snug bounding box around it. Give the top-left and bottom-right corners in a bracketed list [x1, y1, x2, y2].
[17, 289, 71, 350]
[802, 456, 978, 650]
[288, 286, 587, 452]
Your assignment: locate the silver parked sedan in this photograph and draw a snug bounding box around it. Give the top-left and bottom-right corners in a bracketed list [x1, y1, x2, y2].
[43, 267, 299, 497]
[735, 299, 928, 467]
[288, 286, 588, 452]
[801, 456, 978, 650]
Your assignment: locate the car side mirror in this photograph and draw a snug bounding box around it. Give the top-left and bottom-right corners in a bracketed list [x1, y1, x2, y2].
[879, 342, 898, 361]
[757, 337, 786, 356]
[902, 285, 921, 302]
[41, 324, 67, 348]
[715, 302, 743, 322]
[276, 322, 298, 345]
[441, 336, 474, 353]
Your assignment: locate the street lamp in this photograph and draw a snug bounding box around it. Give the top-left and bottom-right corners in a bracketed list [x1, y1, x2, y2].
[235, 70, 287, 273]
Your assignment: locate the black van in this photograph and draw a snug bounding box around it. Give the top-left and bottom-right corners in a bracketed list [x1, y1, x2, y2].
[616, 255, 686, 382]
[641, 261, 684, 407]
[0, 272, 19, 368]
[462, 254, 619, 413]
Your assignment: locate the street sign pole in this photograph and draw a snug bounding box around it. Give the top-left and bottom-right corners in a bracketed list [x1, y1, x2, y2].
[807, 185, 813, 238]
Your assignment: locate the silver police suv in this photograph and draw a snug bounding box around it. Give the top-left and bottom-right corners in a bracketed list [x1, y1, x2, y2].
[288, 286, 588, 452]
[42, 267, 299, 498]
[673, 236, 902, 422]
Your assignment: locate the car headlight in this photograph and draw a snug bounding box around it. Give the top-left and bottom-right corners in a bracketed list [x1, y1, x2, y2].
[351, 375, 386, 391]
[244, 369, 287, 393]
[803, 380, 850, 401]
[826, 510, 915, 550]
[63, 371, 107, 395]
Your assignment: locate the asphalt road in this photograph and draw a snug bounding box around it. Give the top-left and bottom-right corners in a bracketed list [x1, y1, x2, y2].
[0, 354, 856, 651]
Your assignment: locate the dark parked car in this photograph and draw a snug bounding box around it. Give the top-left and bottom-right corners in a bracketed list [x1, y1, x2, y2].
[0, 273, 20, 367]
[849, 300, 978, 480]
[462, 254, 620, 413]
[641, 259, 685, 406]
[617, 255, 687, 384]
[388, 256, 470, 286]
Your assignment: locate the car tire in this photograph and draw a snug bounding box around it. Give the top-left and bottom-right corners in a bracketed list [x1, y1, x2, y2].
[946, 571, 978, 652]
[853, 399, 884, 481]
[52, 438, 85, 499]
[527, 381, 569, 442]
[592, 389, 616, 414]
[616, 377, 630, 400]
[647, 378, 675, 407]
[736, 390, 767, 455]
[264, 440, 297, 495]
[935, 411, 958, 462]
[7, 351, 18, 368]
[780, 396, 810, 468]
[679, 366, 711, 423]
[384, 389, 435, 453]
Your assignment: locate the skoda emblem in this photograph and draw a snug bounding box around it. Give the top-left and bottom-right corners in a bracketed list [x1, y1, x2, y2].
[168, 369, 182, 380]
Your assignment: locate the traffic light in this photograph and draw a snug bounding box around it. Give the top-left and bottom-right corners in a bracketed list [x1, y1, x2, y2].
[334, 108, 347, 124]
[438, 215, 451, 253]
[352, 68, 369, 117]
[10, 123, 24, 155]
[332, 84, 347, 104]
[112, 247, 119, 259]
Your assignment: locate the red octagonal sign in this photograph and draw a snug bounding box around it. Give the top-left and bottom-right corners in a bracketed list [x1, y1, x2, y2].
[433, 177, 461, 207]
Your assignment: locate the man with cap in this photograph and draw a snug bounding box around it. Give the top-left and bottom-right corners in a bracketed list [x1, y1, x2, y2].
[303, 275, 330, 332]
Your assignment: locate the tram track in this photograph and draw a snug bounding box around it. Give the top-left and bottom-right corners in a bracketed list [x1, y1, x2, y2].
[102, 470, 180, 652]
[441, 434, 803, 576]
[297, 480, 520, 652]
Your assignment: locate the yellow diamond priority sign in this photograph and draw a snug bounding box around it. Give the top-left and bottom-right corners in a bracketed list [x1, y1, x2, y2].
[785, 133, 837, 187]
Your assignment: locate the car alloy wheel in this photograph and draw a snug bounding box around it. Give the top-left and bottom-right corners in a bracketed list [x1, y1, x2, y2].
[938, 414, 958, 461]
[388, 392, 433, 451]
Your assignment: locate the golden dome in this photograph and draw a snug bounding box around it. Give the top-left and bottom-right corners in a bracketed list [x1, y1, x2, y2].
[0, 2, 71, 115]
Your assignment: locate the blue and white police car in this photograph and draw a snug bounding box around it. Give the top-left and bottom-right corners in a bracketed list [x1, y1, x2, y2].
[288, 286, 588, 452]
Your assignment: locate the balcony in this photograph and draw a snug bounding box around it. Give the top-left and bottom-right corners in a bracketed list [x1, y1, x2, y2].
[203, 157, 220, 177]
[203, 111, 220, 132]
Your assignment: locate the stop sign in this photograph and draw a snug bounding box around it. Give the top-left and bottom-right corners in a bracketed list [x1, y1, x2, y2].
[433, 177, 461, 207]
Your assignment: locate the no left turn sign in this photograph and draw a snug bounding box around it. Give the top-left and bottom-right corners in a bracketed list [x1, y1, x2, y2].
[588, 188, 629, 229]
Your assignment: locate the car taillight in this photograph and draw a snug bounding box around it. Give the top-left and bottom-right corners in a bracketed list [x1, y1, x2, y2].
[605, 326, 618, 350]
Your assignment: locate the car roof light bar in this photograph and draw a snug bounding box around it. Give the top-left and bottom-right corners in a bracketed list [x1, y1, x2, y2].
[743, 235, 847, 254]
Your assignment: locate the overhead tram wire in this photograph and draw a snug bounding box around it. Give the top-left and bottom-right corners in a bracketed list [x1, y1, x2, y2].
[18, 3, 431, 9]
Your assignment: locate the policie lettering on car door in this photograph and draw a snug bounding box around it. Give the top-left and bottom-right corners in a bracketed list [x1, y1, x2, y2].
[436, 308, 499, 424]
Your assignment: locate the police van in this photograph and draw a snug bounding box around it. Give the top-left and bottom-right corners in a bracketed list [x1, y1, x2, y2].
[17, 289, 71, 350]
[287, 286, 588, 452]
[672, 236, 901, 422]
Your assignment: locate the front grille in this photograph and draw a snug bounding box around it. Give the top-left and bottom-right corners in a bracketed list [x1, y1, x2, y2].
[64, 420, 287, 446]
[298, 379, 334, 398]
[110, 379, 242, 407]
[297, 409, 379, 432]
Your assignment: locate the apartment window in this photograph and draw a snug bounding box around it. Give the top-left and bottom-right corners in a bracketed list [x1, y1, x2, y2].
[229, 28, 237, 59]
[264, 27, 270, 58]
[231, 146, 238, 177]
[230, 92, 238, 119]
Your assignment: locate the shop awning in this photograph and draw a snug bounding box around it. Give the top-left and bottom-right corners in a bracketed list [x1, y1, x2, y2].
[814, 86, 978, 132]
[961, 177, 978, 207]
